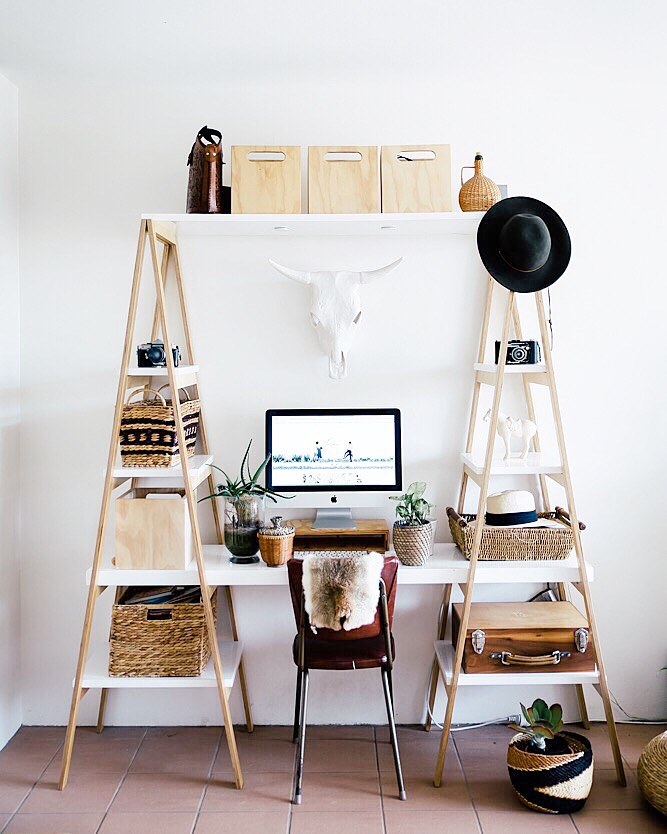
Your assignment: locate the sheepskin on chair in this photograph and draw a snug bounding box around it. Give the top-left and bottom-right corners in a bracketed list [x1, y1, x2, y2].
[302, 552, 384, 632]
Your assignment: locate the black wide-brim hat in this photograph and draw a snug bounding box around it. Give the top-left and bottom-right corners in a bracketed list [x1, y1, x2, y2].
[477, 196, 571, 293]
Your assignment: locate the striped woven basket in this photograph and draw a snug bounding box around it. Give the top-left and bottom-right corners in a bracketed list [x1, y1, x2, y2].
[119, 386, 200, 467]
[447, 507, 579, 561]
[507, 731, 593, 814]
[109, 589, 217, 677]
[637, 731, 667, 816]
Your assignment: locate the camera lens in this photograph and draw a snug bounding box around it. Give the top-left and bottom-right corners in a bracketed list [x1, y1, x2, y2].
[147, 346, 165, 365]
[510, 346, 528, 362]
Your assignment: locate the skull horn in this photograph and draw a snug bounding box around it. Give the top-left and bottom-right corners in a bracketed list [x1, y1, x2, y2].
[360, 257, 403, 284]
[268, 259, 311, 284]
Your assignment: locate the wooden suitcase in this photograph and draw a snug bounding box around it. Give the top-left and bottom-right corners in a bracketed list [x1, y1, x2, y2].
[452, 602, 595, 674]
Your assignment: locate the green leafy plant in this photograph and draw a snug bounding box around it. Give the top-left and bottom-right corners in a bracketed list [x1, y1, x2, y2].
[389, 482, 434, 526]
[509, 698, 564, 751]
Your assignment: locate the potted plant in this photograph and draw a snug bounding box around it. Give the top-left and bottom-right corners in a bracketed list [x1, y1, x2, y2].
[200, 440, 292, 564]
[507, 698, 593, 814]
[389, 481, 435, 566]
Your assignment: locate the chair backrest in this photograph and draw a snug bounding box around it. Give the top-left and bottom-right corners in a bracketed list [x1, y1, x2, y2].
[287, 553, 399, 641]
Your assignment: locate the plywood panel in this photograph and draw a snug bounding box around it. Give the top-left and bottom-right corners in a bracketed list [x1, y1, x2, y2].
[115, 489, 193, 569]
[381, 145, 452, 213]
[232, 146, 301, 214]
[308, 146, 380, 213]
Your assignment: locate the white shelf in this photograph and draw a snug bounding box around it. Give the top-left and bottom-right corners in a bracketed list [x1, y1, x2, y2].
[127, 365, 199, 376]
[474, 363, 547, 374]
[462, 452, 563, 477]
[89, 543, 592, 587]
[142, 212, 484, 237]
[111, 454, 213, 490]
[435, 641, 600, 687]
[80, 641, 243, 689]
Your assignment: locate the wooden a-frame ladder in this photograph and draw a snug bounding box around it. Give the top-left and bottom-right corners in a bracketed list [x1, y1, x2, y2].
[425, 278, 626, 789]
[59, 219, 253, 790]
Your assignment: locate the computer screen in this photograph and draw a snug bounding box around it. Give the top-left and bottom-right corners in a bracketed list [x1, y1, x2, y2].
[265, 409, 402, 492]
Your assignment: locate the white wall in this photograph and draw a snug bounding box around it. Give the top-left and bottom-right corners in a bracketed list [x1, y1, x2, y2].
[5, 0, 667, 728]
[0, 72, 22, 746]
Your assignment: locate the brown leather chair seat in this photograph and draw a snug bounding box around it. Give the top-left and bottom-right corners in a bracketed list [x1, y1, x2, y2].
[292, 633, 395, 671]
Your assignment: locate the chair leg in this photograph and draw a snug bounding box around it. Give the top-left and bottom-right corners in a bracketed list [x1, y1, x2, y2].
[293, 668, 309, 805]
[381, 668, 406, 801]
[293, 667, 303, 743]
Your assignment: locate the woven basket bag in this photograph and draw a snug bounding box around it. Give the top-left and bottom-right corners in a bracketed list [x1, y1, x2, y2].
[392, 520, 434, 566]
[119, 386, 200, 467]
[507, 731, 593, 814]
[459, 152, 501, 212]
[447, 507, 580, 561]
[638, 731, 667, 816]
[109, 589, 217, 677]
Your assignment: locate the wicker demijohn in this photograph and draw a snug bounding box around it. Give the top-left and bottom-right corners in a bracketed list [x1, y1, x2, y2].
[109, 590, 217, 677]
[459, 152, 501, 212]
[447, 507, 577, 561]
[258, 516, 295, 567]
[638, 731, 667, 816]
[507, 731, 593, 814]
[119, 386, 200, 467]
[392, 520, 434, 566]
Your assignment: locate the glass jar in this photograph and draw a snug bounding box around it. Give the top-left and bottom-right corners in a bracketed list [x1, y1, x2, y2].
[223, 495, 264, 564]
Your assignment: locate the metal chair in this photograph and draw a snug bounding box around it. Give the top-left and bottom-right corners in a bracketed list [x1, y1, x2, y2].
[287, 554, 406, 805]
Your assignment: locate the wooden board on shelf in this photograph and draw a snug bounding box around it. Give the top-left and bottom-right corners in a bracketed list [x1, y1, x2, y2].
[381, 144, 452, 213]
[231, 146, 301, 214]
[292, 518, 389, 552]
[308, 146, 380, 213]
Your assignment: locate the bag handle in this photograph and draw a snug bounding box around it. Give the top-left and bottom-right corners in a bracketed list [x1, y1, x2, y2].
[555, 506, 586, 531]
[157, 385, 191, 403]
[125, 386, 166, 406]
[446, 507, 468, 529]
[187, 125, 223, 166]
[490, 650, 571, 667]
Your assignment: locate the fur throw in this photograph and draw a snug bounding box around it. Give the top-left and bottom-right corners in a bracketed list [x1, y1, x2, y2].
[302, 552, 383, 632]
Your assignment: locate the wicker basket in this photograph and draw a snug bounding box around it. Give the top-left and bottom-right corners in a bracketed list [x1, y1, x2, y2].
[459, 152, 501, 212]
[392, 520, 434, 566]
[109, 589, 216, 677]
[638, 731, 667, 816]
[508, 731, 593, 814]
[119, 386, 200, 468]
[258, 517, 295, 567]
[447, 507, 581, 561]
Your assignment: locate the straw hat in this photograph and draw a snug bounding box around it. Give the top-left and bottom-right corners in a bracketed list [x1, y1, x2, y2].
[486, 490, 538, 526]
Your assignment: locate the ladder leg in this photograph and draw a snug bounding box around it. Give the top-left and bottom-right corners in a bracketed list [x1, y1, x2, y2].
[535, 291, 625, 786]
[434, 291, 515, 787]
[96, 689, 109, 734]
[224, 586, 254, 733]
[148, 222, 244, 790]
[424, 584, 452, 731]
[556, 581, 590, 729]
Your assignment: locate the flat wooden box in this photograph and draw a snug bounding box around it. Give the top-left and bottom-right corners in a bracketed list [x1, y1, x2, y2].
[452, 602, 595, 674]
[292, 518, 388, 553]
[381, 144, 452, 213]
[114, 488, 194, 570]
[308, 146, 380, 213]
[231, 146, 301, 214]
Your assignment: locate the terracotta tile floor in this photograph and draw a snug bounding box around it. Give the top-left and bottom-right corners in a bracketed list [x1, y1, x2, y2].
[0, 723, 664, 833]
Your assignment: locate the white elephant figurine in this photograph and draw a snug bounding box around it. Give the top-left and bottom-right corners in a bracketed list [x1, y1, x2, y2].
[483, 409, 538, 461]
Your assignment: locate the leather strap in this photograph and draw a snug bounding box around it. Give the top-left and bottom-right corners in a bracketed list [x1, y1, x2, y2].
[491, 650, 570, 667]
[187, 125, 223, 166]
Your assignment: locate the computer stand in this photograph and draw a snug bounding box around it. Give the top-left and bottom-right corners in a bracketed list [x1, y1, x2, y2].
[292, 518, 389, 552]
[312, 507, 356, 529]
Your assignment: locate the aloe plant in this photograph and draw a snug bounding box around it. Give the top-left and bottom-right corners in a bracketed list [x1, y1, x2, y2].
[509, 698, 564, 751]
[389, 482, 434, 526]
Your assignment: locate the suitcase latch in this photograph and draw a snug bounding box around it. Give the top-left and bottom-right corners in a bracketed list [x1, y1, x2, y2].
[574, 627, 589, 653]
[471, 629, 486, 654]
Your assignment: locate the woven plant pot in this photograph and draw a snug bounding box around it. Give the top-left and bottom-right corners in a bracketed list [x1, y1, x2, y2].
[638, 731, 667, 816]
[258, 517, 295, 567]
[459, 152, 501, 212]
[392, 520, 434, 566]
[507, 731, 593, 814]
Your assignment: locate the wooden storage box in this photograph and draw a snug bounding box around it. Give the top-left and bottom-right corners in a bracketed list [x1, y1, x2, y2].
[452, 602, 595, 674]
[109, 588, 216, 677]
[115, 489, 194, 570]
[381, 145, 452, 212]
[231, 146, 301, 213]
[308, 146, 380, 213]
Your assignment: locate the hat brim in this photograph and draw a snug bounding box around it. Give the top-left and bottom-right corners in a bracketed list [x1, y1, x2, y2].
[477, 196, 571, 293]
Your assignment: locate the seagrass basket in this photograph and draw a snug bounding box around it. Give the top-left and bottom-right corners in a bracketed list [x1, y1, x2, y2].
[392, 520, 434, 566]
[258, 517, 295, 567]
[119, 386, 200, 467]
[109, 589, 216, 677]
[637, 731, 667, 816]
[507, 731, 593, 814]
[459, 152, 501, 212]
[447, 506, 582, 561]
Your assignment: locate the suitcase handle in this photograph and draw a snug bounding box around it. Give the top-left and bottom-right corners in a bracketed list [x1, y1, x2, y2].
[489, 650, 571, 667]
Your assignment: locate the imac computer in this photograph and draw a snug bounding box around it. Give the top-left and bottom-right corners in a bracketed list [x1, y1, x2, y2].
[265, 408, 402, 529]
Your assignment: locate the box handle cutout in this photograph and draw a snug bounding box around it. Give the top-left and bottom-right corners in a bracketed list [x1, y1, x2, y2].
[247, 151, 286, 162]
[397, 150, 437, 161]
[146, 609, 173, 621]
[324, 151, 363, 162]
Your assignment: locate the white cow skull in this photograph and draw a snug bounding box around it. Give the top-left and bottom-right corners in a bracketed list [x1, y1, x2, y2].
[269, 258, 402, 379]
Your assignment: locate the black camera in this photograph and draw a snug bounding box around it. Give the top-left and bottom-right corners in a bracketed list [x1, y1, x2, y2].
[494, 339, 541, 365]
[137, 340, 181, 368]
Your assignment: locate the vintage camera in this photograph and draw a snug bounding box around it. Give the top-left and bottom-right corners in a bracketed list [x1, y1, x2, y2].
[494, 339, 541, 365]
[137, 340, 181, 368]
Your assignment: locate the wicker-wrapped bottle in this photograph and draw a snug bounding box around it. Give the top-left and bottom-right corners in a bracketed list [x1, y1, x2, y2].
[258, 516, 295, 567]
[459, 152, 501, 212]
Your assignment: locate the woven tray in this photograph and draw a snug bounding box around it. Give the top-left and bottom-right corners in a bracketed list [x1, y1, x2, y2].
[109, 589, 216, 677]
[447, 506, 584, 561]
[119, 386, 200, 468]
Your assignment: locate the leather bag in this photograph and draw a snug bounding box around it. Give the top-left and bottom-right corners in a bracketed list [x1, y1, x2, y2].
[186, 125, 229, 214]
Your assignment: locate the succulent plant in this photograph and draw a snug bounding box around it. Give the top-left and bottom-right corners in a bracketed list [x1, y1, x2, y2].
[509, 698, 564, 751]
[199, 439, 293, 506]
